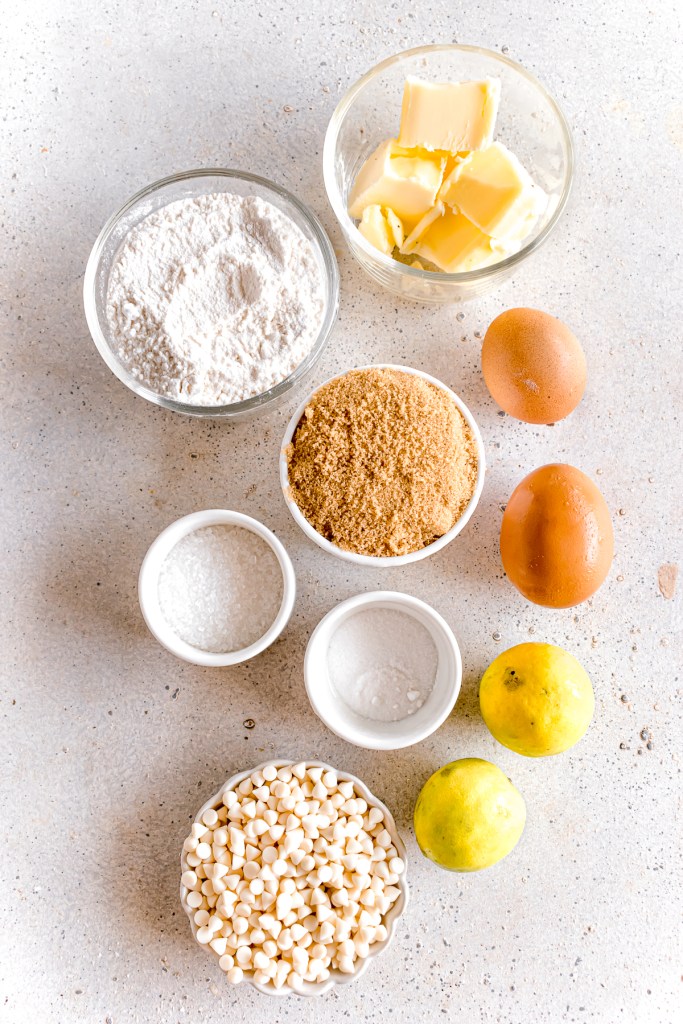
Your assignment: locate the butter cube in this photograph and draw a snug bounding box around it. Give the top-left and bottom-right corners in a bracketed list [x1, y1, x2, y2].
[439, 142, 546, 241]
[398, 76, 500, 153]
[358, 205, 406, 255]
[401, 202, 448, 255]
[384, 208, 405, 248]
[358, 205, 393, 254]
[444, 152, 469, 178]
[358, 205, 405, 254]
[348, 139, 446, 223]
[401, 203, 508, 273]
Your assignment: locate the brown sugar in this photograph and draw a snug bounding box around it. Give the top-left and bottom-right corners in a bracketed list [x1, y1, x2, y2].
[285, 368, 479, 557]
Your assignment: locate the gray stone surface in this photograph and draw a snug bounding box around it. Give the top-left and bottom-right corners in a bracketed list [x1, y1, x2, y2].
[1, 2, 681, 1022]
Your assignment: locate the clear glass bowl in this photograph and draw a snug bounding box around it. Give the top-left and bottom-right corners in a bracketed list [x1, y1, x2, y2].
[84, 169, 340, 419]
[323, 44, 573, 304]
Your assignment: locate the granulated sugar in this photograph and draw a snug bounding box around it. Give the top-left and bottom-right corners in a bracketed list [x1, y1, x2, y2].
[327, 608, 438, 722]
[158, 525, 283, 653]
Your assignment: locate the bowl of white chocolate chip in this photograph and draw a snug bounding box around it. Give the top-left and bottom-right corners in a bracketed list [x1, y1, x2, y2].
[180, 759, 408, 996]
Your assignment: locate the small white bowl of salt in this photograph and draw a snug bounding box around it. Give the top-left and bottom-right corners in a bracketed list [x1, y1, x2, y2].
[304, 592, 461, 750]
[139, 510, 296, 666]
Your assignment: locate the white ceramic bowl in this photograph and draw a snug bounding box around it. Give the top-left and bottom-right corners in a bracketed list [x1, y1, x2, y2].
[138, 510, 296, 666]
[179, 759, 409, 996]
[304, 592, 462, 749]
[279, 364, 486, 565]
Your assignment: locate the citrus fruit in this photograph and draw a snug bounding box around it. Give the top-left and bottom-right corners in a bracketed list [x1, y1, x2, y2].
[413, 758, 526, 872]
[479, 642, 594, 757]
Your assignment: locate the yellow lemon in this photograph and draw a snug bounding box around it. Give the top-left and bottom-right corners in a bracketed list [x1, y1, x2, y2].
[414, 758, 526, 872]
[479, 642, 594, 757]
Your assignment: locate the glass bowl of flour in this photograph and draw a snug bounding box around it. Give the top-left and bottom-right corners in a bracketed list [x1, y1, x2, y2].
[84, 169, 339, 419]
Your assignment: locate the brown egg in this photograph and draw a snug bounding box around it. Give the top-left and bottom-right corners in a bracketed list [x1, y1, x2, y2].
[482, 308, 587, 424]
[500, 464, 614, 608]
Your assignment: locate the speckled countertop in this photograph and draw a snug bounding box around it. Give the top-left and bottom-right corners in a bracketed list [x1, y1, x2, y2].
[1, 2, 681, 1022]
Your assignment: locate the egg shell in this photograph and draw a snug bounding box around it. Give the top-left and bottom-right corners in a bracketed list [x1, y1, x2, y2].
[482, 308, 587, 424]
[500, 464, 614, 608]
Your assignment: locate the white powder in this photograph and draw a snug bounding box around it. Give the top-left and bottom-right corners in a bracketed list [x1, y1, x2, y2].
[327, 608, 438, 722]
[106, 193, 325, 405]
[158, 525, 283, 653]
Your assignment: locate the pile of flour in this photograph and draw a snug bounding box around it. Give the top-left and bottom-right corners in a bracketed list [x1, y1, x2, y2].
[106, 193, 326, 405]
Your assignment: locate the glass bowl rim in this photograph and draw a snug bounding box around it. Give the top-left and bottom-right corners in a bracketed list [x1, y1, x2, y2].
[83, 167, 340, 418]
[323, 43, 574, 283]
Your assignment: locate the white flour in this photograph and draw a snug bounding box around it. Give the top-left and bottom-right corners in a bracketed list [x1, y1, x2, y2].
[106, 193, 325, 405]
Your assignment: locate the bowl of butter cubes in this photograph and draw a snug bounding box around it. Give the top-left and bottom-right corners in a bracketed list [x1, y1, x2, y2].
[180, 759, 408, 996]
[323, 44, 573, 303]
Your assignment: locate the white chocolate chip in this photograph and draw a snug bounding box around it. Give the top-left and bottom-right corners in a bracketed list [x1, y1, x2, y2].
[183, 764, 403, 988]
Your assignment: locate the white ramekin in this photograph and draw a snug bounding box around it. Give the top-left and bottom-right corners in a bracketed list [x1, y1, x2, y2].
[279, 364, 486, 566]
[180, 759, 409, 997]
[304, 591, 462, 750]
[138, 510, 296, 666]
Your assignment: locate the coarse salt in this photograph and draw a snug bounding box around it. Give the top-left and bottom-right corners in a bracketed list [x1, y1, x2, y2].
[158, 525, 283, 653]
[327, 608, 437, 722]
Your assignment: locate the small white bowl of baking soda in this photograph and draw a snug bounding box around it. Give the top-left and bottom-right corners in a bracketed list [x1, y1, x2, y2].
[304, 591, 461, 749]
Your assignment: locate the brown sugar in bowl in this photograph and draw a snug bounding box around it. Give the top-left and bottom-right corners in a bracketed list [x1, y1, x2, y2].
[279, 365, 486, 567]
